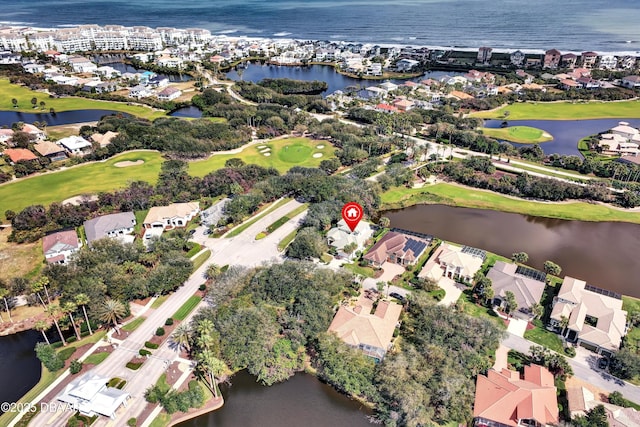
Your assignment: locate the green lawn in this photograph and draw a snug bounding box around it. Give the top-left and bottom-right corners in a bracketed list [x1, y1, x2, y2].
[0, 79, 165, 120]
[122, 317, 146, 332]
[471, 100, 640, 120]
[342, 263, 376, 278]
[173, 295, 202, 321]
[524, 326, 566, 355]
[225, 198, 292, 238]
[151, 295, 168, 309]
[257, 203, 308, 239]
[456, 290, 505, 328]
[0, 151, 164, 218]
[191, 249, 211, 271]
[188, 137, 335, 177]
[83, 351, 110, 365]
[479, 126, 553, 144]
[380, 183, 640, 224]
[277, 229, 298, 252]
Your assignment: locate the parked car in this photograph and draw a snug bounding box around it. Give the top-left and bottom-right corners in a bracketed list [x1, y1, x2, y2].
[598, 357, 609, 370]
[389, 292, 405, 301]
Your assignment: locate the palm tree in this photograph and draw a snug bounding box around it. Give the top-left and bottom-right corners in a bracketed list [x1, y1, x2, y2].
[31, 97, 38, 109]
[205, 264, 221, 281]
[97, 299, 126, 331]
[378, 216, 391, 228]
[559, 315, 569, 337]
[39, 101, 46, 111]
[11, 98, 18, 108]
[171, 324, 192, 353]
[47, 304, 67, 346]
[75, 294, 92, 335]
[30, 280, 48, 310]
[34, 320, 50, 345]
[195, 319, 216, 351]
[196, 349, 226, 397]
[531, 303, 543, 320]
[0, 288, 12, 323]
[63, 302, 81, 341]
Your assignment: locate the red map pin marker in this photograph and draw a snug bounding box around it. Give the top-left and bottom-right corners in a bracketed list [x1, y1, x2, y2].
[341, 202, 364, 232]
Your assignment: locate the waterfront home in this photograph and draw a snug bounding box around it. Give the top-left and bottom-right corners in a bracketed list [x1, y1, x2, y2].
[84, 212, 136, 245]
[473, 365, 558, 427]
[559, 79, 580, 90]
[90, 131, 119, 148]
[95, 65, 121, 78]
[510, 50, 525, 67]
[0, 129, 14, 145]
[599, 55, 618, 70]
[3, 148, 38, 163]
[143, 202, 200, 232]
[611, 121, 640, 142]
[68, 56, 98, 73]
[581, 51, 598, 68]
[364, 230, 430, 267]
[156, 55, 184, 69]
[561, 53, 578, 69]
[34, 141, 67, 161]
[156, 86, 182, 101]
[365, 86, 387, 99]
[395, 58, 419, 71]
[327, 297, 402, 362]
[23, 63, 46, 74]
[57, 373, 130, 420]
[148, 77, 169, 88]
[619, 56, 637, 70]
[43, 230, 80, 264]
[598, 134, 640, 156]
[326, 219, 373, 260]
[487, 261, 546, 319]
[21, 123, 46, 141]
[58, 135, 92, 156]
[550, 276, 627, 355]
[477, 46, 493, 64]
[622, 75, 640, 89]
[543, 49, 562, 69]
[419, 242, 484, 283]
[129, 84, 152, 99]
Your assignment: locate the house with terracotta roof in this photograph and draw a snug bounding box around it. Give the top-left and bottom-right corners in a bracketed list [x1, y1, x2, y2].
[142, 202, 200, 235]
[581, 51, 598, 68]
[90, 131, 119, 148]
[392, 98, 414, 112]
[550, 276, 627, 355]
[487, 261, 546, 319]
[473, 365, 559, 427]
[43, 230, 81, 264]
[375, 103, 398, 113]
[363, 230, 430, 267]
[559, 79, 580, 90]
[543, 49, 562, 69]
[34, 141, 67, 161]
[3, 148, 37, 163]
[449, 90, 474, 101]
[21, 123, 46, 141]
[327, 299, 402, 361]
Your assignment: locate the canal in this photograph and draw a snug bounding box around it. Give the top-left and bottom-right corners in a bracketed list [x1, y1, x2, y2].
[385, 204, 640, 298]
[0, 330, 42, 411]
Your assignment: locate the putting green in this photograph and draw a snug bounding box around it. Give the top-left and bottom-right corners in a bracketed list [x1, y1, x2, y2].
[480, 126, 553, 144]
[278, 144, 314, 163]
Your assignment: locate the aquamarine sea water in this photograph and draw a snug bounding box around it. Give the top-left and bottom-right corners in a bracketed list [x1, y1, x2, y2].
[2, 0, 640, 52]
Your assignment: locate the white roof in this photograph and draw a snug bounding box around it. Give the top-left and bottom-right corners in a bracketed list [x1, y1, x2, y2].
[58, 136, 91, 150]
[58, 373, 130, 419]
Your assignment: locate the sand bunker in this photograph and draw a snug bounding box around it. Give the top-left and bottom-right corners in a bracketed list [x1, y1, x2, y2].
[263, 153, 271, 157]
[114, 160, 144, 168]
[257, 145, 267, 149]
[316, 144, 325, 149]
[312, 153, 323, 158]
[63, 195, 98, 206]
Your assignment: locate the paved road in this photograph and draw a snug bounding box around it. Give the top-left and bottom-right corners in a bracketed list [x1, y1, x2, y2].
[502, 332, 640, 403]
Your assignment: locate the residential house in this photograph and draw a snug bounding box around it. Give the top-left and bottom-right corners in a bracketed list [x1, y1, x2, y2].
[487, 261, 546, 319]
[473, 365, 558, 427]
[567, 385, 640, 425]
[129, 84, 152, 99]
[525, 57, 542, 68]
[577, 76, 600, 89]
[449, 90, 474, 101]
[95, 65, 121, 78]
[599, 134, 640, 156]
[3, 148, 37, 163]
[419, 242, 484, 283]
[363, 230, 430, 267]
[375, 103, 398, 113]
[599, 55, 618, 70]
[560, 79, 581, 90]
[33, 141, 67, 161]
[21, 123, 46, 141]
[365, 86, 387, 99]
[510, 50, 525, 67]
[581, 51, 598, 68]
[68, 56, 97, 73]
[156, 86, 181, 101]
[43, 230, 80, 264]
[90, 131, 119, 147]
[543, 49, 562, 69]
[379, 81, 398, 92]
[465, 70, 495, 83]
[142, 202, 200, 232]
[0, 129, 14, 145]
[516, 69, 534, 84]
[327, 299, 402, 361]
[365, 62, 382, 76]
[23, 63, 45, 74]
[618, 56, 636, 70]
[326, 219, 373, 259]
[57, 373, 130, 420]
[84, 212, 136, 245]
[392, 98, 414, 112]
[621, 75, 640, 89]
[395, 58, 419, 71]
[477, 47, 493, 64]
[58, 135, 92, 155]
[561, 53, 578, 69]
[156, 55, 183, 69]
[550, 276, 627, 355]
[611, 121, 640, 141]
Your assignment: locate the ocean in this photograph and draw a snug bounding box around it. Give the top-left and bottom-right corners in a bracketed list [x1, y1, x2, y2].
[1, 0, 640, 53]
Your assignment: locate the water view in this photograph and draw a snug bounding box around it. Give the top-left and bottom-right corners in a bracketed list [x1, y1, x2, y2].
[385, 204, 640, 297]
[0, 109, 127, 127]
[0, 330, 42, 410]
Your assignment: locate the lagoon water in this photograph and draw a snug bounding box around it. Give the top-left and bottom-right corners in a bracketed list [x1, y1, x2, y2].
[0, 330, 42, 412]
[2, 0, 640, 52]
[0, 109, 126, 127]
[484, 118, 640, 156]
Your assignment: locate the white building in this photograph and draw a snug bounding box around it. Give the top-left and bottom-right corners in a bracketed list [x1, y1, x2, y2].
[156, 86, 182, 101]
[58, 373, 130, 419]
[326, 220, 374, 259]
[599, 55, 618, 70]
[129, 84, 152, 99]
[58, 136, 92, 155]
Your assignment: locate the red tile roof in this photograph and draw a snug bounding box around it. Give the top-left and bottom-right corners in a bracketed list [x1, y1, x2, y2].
[3, 148, 37, 162]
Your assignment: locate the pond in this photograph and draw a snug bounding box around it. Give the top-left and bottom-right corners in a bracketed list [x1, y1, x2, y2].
[176, 370, 373, 427]
[0, 330, 42, 412]
[169, 106, 203, 118]
[0, 109, 127, 127]
[384, 204, 640, 298]
[225, 63, 463, 96]
[484, 118, 640, 156]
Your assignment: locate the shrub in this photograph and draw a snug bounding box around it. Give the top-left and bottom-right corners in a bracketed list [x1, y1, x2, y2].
[69, 359, 83, 374]
[127, 418, 137, 427]
[156, 327, 165, 336]
[126, 361, 143, 370]
[108, 377, 122, 387]
[165, 318, 174, 326]
[116, 380, 127, 389]
[66, 416, 80, 427]
[35, 342, 65, 372]
[139, 349, 152, 357]
[145, 341, 159, 349]
[199, 284, 206, 291]
[565, 347, 576, 357]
